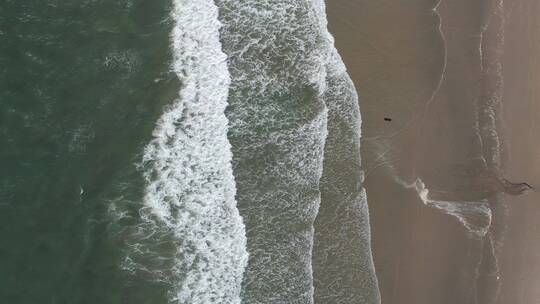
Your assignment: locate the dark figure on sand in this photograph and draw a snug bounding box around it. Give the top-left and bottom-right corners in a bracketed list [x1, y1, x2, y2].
[462, 170, 534, 199]
[428, 163, 534, 202]
[500, 178, 534, 195]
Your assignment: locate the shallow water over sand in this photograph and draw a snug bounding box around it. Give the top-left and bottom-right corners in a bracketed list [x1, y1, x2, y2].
[326, 0, 537, 303]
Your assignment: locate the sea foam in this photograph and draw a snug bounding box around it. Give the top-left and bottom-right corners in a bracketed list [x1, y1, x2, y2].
[132, 0, 248, 302]
[215, 0, 332, 302]
[215, 0, 380, 302]
[312, 3, 382, 301]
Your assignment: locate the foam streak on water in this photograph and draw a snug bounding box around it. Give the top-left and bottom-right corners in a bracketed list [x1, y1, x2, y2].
[136, 0, 248, 302]
[312, 0, 381, 302]
[214, 0, 333, 302]
[406, 178, 493, 237]
[213, 0, 381, 302]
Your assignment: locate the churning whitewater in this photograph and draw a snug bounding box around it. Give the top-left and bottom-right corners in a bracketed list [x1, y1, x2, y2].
[136, 0, 247, 302]
[122, 0, 380, 303]
[215, 0, 380, 303]
[215, 0, 332, 300]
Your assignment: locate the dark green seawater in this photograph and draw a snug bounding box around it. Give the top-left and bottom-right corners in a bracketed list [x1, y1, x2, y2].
[0, 0, 381, 303]
[1, 1, 178, 302]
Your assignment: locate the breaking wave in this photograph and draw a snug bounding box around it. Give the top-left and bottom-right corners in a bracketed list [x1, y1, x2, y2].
[121, 1, 248, 303]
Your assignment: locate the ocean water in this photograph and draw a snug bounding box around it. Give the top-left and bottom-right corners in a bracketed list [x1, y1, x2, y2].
[1, 0, 379, 303]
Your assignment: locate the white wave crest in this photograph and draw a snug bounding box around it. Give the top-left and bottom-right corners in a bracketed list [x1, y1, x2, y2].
[137, 0, 248, 302]
[213, 0, 381, 302]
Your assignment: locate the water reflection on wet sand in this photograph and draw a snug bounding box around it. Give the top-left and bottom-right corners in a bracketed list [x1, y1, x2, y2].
[327, 0, 539, 303]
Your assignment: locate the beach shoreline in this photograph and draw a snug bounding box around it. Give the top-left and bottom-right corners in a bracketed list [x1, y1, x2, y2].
[325, 0, 537, 302]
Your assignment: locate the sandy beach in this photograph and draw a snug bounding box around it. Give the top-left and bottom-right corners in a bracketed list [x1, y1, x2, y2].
[327, 0, 540, 303]
[5, 1, 539, 302]
[497, 2, 540, 303]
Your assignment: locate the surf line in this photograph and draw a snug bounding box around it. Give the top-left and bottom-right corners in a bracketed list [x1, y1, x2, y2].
[137, 0, 248, 302]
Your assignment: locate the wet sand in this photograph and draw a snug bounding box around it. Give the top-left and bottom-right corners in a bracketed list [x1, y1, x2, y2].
[327, 0, 538, 303]
[497, 2, 540, 304]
